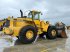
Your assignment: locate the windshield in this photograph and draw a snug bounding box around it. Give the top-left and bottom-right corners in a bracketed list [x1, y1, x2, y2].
[24, 11, 40, 20]
[34, 14, 39, 20]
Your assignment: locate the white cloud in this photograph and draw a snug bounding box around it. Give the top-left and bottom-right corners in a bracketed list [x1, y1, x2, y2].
[0, 0, 70, 25]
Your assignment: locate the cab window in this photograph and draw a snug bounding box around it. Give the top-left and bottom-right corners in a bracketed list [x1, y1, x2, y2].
[28, 12, 32, 18]
[34, 14, 39, 20]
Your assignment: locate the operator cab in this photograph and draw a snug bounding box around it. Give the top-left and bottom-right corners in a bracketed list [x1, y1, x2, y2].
[28, 10, 42, 20]
[20, 10, 42, 20]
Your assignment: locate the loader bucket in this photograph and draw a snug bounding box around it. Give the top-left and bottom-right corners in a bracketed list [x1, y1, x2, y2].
[55, 22, 68, 38]
[61, 30, 67, 38]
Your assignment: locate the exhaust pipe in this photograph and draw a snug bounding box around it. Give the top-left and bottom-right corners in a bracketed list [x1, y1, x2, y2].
[20, 10, 23, 17]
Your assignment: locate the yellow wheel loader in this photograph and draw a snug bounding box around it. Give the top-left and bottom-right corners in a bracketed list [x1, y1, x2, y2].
[0, 18, 11, 31]
[3, 10, 67, 44]
[0, 19, 6, 31]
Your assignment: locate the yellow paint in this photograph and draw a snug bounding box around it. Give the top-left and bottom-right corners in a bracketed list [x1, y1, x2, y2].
[40, 21, 49, 32]
[34, 20, 40, 27]
[3, 27, 13, 35]
[3, 10, 50, 37]
[0, 21, 5, 27]
[26, 30, 33, 39]
[41, 49, 48, 52]
[51, 30, 56, 36]
[3, 17, 50, 36]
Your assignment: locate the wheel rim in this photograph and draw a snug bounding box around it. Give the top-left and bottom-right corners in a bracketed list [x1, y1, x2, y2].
[51, 30, 56, 36]
[26, 30, 33, 39]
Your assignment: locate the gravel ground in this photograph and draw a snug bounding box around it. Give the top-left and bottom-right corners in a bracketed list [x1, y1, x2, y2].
[3, 30, 70, 52]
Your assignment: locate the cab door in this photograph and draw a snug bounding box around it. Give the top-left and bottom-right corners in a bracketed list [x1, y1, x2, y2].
[33, 13, 40, 27]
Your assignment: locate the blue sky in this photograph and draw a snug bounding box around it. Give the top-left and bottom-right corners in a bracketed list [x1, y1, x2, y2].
[0, 0, 70, 25]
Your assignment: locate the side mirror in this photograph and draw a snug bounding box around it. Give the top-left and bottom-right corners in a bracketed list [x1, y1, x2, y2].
[46, 21, 49, 24]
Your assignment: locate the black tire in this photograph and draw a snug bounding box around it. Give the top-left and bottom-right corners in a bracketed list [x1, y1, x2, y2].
[0, 27, 2, 31]
[46, 26, 58, 39]
[39, 32, 46, 39]
[0, 26, 3, 31]
[18, 25, 37, 44]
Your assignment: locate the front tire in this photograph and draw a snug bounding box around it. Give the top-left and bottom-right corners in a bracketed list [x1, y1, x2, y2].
[18, 25, 37, 44]
[46, 26, 58, 39]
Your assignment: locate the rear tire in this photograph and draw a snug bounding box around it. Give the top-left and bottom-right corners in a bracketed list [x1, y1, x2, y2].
[18, 25, 37, 44]
[46, 26, 58, 39]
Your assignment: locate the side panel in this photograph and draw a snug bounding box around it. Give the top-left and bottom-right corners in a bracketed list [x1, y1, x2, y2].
[40, 21, 49, 32]
[34, 20, 50, 34]
[34, 20, 40, 27]
[10, 21, 35, 37]
[34, 20, 43, 34]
